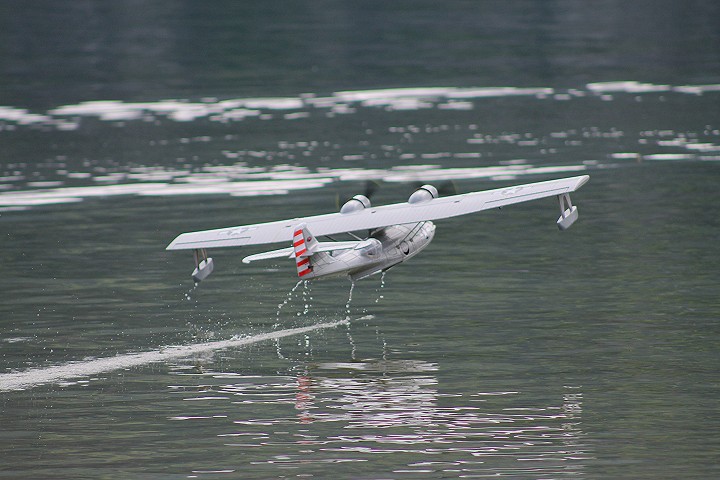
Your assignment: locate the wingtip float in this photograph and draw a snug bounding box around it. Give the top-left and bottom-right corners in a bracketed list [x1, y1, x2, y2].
[167, 175, 589, 283]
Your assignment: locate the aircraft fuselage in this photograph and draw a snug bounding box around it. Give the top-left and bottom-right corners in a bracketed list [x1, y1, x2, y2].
[305, 221, 436, 281]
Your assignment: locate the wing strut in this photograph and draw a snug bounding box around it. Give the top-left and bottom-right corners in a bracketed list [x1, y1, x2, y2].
[556, 193, 579, 230]
[192, 248, 214, 282]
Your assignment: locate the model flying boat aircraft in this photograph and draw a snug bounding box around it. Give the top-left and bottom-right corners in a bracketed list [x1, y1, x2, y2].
[167, 175, 589, 282]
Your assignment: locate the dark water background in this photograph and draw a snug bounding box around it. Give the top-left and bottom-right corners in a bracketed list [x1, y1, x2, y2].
[2, 1, 720, 478]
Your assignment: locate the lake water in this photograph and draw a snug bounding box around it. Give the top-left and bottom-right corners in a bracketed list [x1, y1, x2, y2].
[1, 2, 720, 478]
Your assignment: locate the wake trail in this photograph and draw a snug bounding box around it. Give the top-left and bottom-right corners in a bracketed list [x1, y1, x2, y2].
[0, 316, 370, 392]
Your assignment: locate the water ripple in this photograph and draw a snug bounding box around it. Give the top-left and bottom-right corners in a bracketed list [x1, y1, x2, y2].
[168, 361, 591, 478]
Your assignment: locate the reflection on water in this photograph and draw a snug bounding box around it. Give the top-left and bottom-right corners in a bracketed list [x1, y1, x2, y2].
[168, 359, 592, 478]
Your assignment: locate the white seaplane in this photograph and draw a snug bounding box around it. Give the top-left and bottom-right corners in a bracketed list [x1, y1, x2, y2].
[167, 175, 589, 282]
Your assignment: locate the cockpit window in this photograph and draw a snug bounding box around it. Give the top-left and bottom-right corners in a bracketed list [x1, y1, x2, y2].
[356, 239, 381, 257]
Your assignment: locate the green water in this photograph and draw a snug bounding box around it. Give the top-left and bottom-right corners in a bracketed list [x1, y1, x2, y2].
[2, 2, 720, 478]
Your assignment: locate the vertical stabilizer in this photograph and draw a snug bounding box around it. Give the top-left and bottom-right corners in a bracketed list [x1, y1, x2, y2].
[293, 223, 318, 278]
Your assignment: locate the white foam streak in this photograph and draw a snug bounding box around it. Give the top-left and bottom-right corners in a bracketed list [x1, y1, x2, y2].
[5, 82, 719, 128]
[587, 81, 671, 93]
[333, 87, 457, 102]
[643, 154, 696, 161]
[0, 317, 365, 392]
[0, 106, 52, 124]
[0, 183, 167, 206]
[242, 98, 304, 110]
[0, 168, 334, 206]
[46, 97, 304, 123]
[673, 84, 720, 95]
[446, 87, 554, 98]
[0, 164, 589, 207]
[381, 164, 587, 183]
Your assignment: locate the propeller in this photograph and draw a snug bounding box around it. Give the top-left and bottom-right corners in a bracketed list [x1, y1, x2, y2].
[437, 180, 458, 197]
[363, 179, 380, 200]
[335, 178, 458, 210]
[335, 180, 381, 209]
[410, 179, 458, 197]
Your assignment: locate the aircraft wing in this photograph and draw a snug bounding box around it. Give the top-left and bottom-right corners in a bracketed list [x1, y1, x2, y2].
[167, 175, 589, 251]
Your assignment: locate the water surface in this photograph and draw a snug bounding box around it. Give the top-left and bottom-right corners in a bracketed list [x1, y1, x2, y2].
[2, 2, 720, 479]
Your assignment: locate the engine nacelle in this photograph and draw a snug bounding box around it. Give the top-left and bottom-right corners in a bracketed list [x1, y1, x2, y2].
[408, 184, 438, 204]
[340, 194, 371, 214]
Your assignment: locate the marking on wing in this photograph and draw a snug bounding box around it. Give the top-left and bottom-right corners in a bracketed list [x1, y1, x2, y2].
[485, 186, 567, 206]
[224, 226, 258, 237]
[501, 186, 524, 195]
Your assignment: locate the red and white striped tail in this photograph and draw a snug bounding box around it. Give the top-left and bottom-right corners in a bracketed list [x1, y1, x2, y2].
[293, 224, 317, 278]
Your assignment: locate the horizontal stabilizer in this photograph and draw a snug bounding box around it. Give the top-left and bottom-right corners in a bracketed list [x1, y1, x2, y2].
[242, 246, 294, 263]
[242, 241, 359, 264]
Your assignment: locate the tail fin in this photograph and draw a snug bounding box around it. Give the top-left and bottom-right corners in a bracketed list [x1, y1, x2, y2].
[293, 223, 318, 278]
